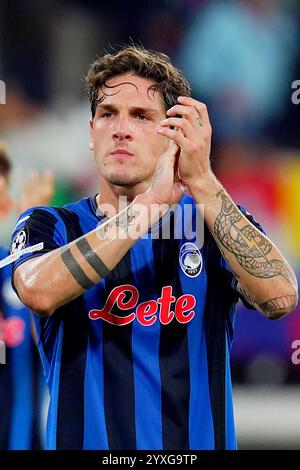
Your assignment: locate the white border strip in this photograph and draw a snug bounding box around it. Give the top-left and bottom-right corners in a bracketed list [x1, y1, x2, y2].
[14, 215, 30, 230]
[0, 242, 44, 269]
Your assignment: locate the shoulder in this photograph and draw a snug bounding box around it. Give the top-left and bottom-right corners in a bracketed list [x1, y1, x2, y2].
[63, 196, 92, 213]
[13, 196, 91, 232]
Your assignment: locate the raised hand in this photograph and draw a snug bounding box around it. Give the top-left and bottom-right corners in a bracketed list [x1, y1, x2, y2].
[157, 96, 212, 192]
[18, 170, 55, 213]
[146, 140, 184, 206]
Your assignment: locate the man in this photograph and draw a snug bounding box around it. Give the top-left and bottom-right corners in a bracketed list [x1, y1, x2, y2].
[0, 142, 54, 449]
[9, 47, 298, 450]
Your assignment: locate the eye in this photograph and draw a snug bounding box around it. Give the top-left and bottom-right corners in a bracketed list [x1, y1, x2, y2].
[135, 113, 150, 121]
[102, 111, 113, 118]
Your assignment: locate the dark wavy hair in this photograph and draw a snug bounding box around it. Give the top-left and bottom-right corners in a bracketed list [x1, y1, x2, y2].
[85, 46, 191, 117]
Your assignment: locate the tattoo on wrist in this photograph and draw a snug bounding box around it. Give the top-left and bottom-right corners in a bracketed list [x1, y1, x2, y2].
[96, 206, 136, 239]
[194, 106, 204, 127]
[214, 191, 292, 281]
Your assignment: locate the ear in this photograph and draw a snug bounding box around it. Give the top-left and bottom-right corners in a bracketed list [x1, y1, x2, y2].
[89, 118, 94, 151]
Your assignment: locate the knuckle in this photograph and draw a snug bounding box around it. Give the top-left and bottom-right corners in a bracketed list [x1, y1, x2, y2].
[180, 119, 189, 131]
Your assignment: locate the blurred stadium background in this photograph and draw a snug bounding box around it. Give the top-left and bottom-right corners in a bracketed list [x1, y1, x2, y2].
[0, 0, 299, 449]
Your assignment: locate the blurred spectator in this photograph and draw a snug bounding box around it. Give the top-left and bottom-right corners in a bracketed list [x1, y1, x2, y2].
[179, 0, 298, 139]
[0, 142, 54, 449]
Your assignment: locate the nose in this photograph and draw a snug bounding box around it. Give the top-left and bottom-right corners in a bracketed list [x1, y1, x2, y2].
[112, 115, 132, 141]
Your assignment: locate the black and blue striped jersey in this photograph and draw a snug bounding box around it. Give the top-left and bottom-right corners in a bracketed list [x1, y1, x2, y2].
[9, 194, 263, 450]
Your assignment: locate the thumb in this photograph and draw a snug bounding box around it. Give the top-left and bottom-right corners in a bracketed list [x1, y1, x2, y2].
[166, 139, 179, 157]
[158, 140, 179, 171]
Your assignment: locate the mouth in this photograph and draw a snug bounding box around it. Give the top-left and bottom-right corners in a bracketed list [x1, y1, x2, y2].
[110, 149, 134, 159]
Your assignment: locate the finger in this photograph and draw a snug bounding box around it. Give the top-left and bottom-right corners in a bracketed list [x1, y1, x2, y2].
[168, 105, 205, 129]
[42, 170, 55, 203]
[30, 169, 40, 184]
[157, 126, 187, 148]
[159, 117, 198, 140]
[21, 179, 31, 191]
[177, 97, 211, 128]
[22, 173, 36, 193]
[167, 104, 195, 121]
[44, 169, 55, 185]
[21, 181, 34, 199]
[166, 139, 179, 156]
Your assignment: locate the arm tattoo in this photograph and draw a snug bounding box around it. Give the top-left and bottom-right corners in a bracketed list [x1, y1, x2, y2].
[214, 191, 291, 281]
[237, 283, 297, 318]
[96, 205, 136, 239]
[60, 246, 96, 290]
[259, 295, 298, 319]
[76, 237, 111, 279]
[236, 283, 256, 307]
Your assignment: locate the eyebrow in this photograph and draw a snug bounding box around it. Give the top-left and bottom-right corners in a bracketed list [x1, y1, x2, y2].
[95, 103, 160, 116]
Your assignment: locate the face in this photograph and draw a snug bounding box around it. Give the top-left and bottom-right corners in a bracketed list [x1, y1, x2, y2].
[89, 73, 169, 192]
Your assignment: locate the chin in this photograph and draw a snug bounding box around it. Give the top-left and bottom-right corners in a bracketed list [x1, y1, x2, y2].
[107, 173, 144, 187]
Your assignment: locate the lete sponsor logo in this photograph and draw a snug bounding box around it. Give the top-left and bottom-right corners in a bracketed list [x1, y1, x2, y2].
[89, 284, 196, 326]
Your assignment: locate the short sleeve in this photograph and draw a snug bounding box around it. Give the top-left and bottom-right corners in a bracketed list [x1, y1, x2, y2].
[9, 206, 67, 281]
[220, 205, 267, 310]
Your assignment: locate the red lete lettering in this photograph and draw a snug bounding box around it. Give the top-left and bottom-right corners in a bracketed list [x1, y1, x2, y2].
[89, 284, 196, 326]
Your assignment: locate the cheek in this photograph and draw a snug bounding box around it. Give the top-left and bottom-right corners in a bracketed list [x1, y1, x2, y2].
[93, 124, 109, 147]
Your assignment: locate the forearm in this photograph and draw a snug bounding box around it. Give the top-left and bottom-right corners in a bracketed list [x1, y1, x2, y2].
[14, 193, 164, 316]
[189, 171, 298, 319]
[157, 95, 298, 318]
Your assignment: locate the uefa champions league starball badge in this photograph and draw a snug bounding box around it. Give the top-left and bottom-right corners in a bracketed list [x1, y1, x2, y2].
[10, 229, 28, 255]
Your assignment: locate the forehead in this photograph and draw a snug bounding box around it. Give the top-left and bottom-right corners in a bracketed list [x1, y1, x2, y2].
[99, 73, 164, 111]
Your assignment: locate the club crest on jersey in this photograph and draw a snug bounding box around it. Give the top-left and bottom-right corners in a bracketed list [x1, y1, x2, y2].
[10, 228, 28, 255]
[179, 242, 202, 278]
